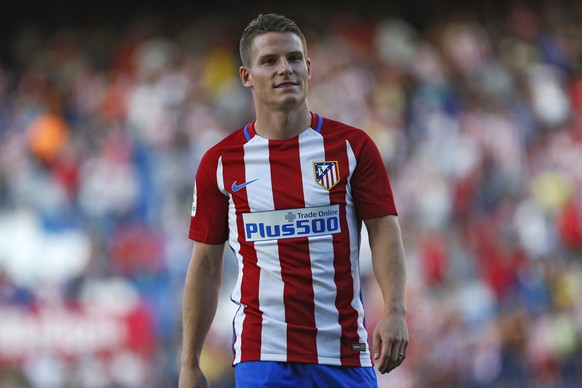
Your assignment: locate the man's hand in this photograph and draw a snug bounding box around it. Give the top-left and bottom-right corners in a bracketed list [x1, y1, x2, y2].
[372, 311, 408, 374]
[178, 365, 209, 388]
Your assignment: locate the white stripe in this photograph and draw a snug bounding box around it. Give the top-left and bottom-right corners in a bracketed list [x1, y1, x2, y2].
[216, 156, 225, 194]
[346, 140, 371, 366]
[299, 129, 342, 363]
[221, 157, 243, 364]
[244, 137, 287, 360]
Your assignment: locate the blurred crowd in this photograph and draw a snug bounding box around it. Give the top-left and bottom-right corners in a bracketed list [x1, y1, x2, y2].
[1, 1, 582, 387]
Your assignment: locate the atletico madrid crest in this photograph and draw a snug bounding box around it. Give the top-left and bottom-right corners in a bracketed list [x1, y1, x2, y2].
[313, 161, 340, 190]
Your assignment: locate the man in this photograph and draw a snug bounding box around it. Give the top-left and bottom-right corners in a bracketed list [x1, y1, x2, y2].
[180, 13, 408, 387]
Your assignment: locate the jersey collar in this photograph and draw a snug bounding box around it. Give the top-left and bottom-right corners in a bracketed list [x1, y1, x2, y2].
[243, 112, 322, 141]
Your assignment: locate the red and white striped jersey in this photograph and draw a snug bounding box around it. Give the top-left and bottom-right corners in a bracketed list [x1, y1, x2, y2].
[189, 113, 397, 367]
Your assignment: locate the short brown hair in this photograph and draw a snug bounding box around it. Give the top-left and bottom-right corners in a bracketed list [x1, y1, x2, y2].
[239, 13, 307, 67]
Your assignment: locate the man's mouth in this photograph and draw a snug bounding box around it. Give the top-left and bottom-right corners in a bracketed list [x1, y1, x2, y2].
[275, 81, 298, 88]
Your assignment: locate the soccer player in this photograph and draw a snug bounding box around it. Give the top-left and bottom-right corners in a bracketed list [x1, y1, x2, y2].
[179, 13, 408, 387]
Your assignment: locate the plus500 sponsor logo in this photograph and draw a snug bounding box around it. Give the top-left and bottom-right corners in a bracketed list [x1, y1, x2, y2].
[242, 205, 341, 242]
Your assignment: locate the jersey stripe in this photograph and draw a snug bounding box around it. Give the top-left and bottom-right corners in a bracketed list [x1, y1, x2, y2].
[244, 138, 288, 360]
[346, 141, 372, 366]
[298, 129, 342, 363]
[225, 144, 263, 362]
[324, 135, 361, 366]
[268, 136, 318, 363]
[218, 157, 245, 363]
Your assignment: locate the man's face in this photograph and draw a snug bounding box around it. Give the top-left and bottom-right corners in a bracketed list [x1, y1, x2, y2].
[240, 32, 311, 111]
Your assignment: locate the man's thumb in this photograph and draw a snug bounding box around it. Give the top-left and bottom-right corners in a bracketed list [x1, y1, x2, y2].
[372, 332, 380, 360]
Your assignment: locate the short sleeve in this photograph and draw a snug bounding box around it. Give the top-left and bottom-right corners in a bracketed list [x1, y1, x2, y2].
[350, 134, 397, 220]
[188, 152, 229, 244]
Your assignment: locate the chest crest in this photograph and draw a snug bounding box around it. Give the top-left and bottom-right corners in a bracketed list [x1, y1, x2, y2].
[313, 161, 340, 190]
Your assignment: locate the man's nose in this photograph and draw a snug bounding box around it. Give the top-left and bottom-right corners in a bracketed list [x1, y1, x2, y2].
[277, 58, 293, 74]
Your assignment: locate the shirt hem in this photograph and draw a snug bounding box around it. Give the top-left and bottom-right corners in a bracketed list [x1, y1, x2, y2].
[233, 354, 372, 368]
[188, 230, 227, 244]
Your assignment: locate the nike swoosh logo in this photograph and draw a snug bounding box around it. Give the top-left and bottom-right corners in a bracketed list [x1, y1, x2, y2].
[231, 179, 259, 192]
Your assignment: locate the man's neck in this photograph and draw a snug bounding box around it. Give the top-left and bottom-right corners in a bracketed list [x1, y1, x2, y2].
[254, 106, 312, 140]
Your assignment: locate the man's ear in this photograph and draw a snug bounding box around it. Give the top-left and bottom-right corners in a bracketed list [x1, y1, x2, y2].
[240, 66, 252, 88]
[307, 58, 312, 80]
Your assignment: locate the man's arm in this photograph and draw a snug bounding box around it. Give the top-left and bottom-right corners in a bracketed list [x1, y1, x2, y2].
[179, 242, 225, 388]
[364, 215, 408, 374]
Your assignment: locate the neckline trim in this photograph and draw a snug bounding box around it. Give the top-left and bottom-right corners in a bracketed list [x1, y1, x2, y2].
[243, 112, 322, 141]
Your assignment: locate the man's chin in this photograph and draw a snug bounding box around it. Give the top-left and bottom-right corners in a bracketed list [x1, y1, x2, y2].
[279, 94, 307, 107]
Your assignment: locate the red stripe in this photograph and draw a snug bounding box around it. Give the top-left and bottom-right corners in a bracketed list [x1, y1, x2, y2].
[268, 138, 318, 363]
[324, 134, 361, 366]
[223, 148, 263, 361]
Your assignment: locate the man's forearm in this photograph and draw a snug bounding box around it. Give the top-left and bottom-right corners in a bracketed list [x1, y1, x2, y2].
[366, 215, 406, 314]
[181, 243, 225, 368]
